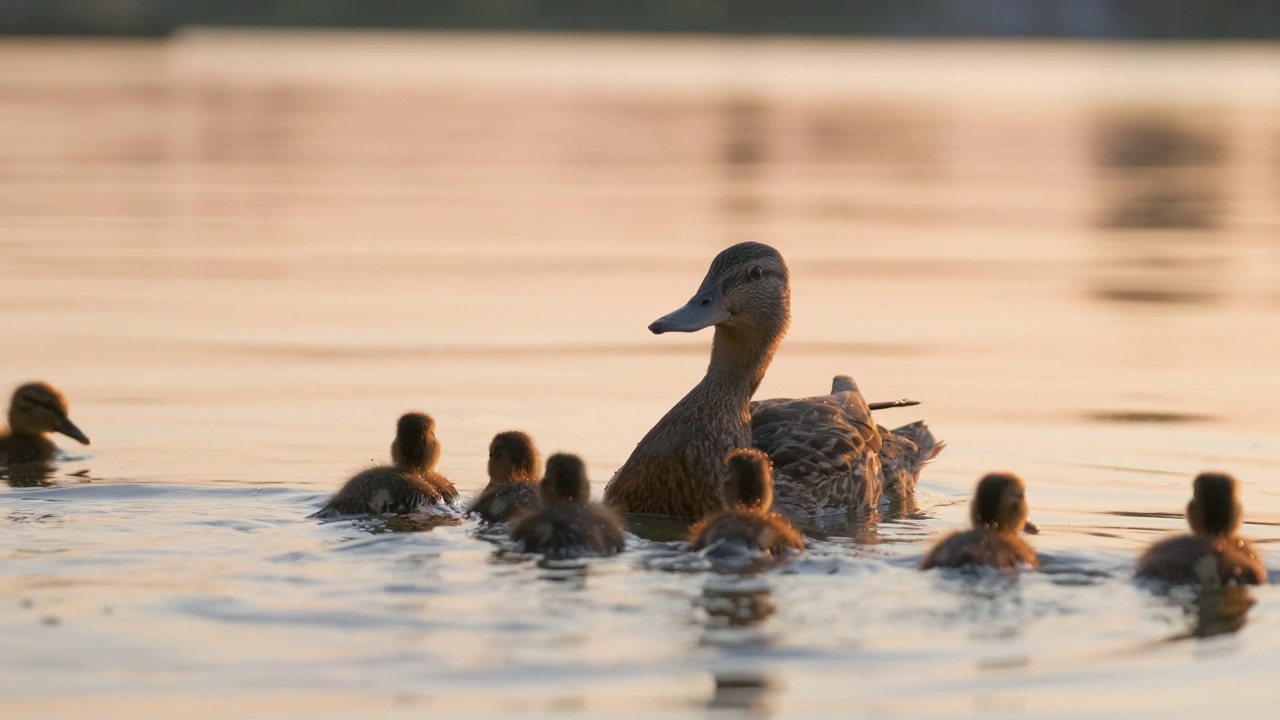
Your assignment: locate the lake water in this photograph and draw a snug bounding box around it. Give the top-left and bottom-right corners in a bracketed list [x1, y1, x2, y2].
[3, 33, 1280, 718]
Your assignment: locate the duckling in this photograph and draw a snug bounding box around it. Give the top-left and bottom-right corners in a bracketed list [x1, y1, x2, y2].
[603, 242, 941, 521]
[1135, 472, 1267, 587]
[315, 412, 458, 517]
[688, 448, 805, 556]
[920, 472, 1039, 572]
[0, 382, 90, 465]
[467, 431, 541, 523]
[509, 453, 625, 559]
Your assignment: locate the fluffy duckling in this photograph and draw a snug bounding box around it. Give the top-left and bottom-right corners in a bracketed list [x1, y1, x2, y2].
[467, 431, 541, 523]
[920, 472, 1039, 572]
[315, 412, 458, 517]
[1135, 472, 1267, 587]
[0, 382, 90, 465]
[509, 453, 625, 559]
[688, 448, 805, 556]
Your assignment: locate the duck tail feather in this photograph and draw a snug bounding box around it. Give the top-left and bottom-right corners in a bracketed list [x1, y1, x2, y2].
[830, 375, 859, 394]
[891, 420, 945, 473]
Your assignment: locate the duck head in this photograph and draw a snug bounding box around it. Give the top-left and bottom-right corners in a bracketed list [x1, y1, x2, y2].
[721, 448, 774, 511]
[649, 242, 790, 342]
[390, 412, 439, 473]
[1187, 471, 1242, 538]
[488, 430, 540, 483]
[970, 472, 1028, 533]
[539, 453, 591, 506]
[9, 382, 89, 445]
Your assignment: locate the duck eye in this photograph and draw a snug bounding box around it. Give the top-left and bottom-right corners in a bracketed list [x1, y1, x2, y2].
[749, 266, 764, 281]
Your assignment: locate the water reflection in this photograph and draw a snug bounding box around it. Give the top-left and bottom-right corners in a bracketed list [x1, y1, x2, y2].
[698, 578, 775, 632]
[706, 672, 777, 718]
[1091, 110, 1228, 305]
[1, 461, 58, 488]
[1170, 586, 1255, 640]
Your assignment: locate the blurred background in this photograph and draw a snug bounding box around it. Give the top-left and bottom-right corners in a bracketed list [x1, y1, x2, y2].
[3, 1, 1280, 486]
[4, 4, 1280, 718]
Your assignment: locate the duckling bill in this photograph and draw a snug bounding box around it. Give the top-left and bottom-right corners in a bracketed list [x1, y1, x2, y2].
[1135, 472, 1267, 587]
[467, 431, 541, 524]
[0, 381, 90, 465]
[688, 448, 805, 557]
[315, 412, 458, 517]
[509, 453, 625, 559]
[920, 472, 1038, 572]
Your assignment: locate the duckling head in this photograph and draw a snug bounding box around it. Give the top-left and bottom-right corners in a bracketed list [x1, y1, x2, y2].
[648, 242, 790, 341]
[8, 382, 90, 445]
[1187, 471, 1242, 538]
[721, 448, 774, 511]
[539, 453, 591, 506]
[488, 430, 540, 483]
[970, 472, 1028, 533]
[390, 412, 439, 473]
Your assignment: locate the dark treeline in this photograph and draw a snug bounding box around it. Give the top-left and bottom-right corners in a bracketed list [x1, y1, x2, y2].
[1, 0, 1279, 39]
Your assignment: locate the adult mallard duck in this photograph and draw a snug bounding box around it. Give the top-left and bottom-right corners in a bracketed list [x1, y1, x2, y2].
[688, 448, 805, 556]
[1135, 472, 1267, 587]
[602, 242, 941, 521]
[920, 472, 1039, 572]
[314, 412, 459, 517]
[509, 453, 626, 559]
[0, 381, 91, 465]
[468, 430, 541, 524]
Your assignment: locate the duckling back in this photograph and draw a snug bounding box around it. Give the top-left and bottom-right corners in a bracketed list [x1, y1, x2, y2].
[314, 412, 458, 518]
[469, 431, 542, 524]
[1135, 472, 1266, 587]
[688, 449, 805, 556]
[920, 528, 1038, 571]
[509, 453, 625, 558]
[920, 473, 1038, 572]
[1135, 535, 1266, 587]
[317, 466, 456, 517]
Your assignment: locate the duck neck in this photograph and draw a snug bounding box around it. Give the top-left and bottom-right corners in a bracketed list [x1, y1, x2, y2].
[699, 325, 779, 407]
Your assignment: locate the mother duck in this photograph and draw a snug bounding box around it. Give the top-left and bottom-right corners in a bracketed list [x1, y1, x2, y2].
[603, 242, 942, 520]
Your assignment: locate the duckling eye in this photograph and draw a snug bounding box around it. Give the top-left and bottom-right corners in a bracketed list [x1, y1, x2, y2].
[749, 266, 764, 281]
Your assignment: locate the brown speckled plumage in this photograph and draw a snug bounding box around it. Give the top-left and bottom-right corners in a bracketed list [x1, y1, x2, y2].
[921, 472, 1038, 572]
[316, 412, 458, 517]
[468, 431, 541, 524]
[688, 449, 805, 555]
[510, 453, 625, 558]
[1136, 472, 1267, 587]
[0, 381, 90, 465]
[603, 242, 941, 521]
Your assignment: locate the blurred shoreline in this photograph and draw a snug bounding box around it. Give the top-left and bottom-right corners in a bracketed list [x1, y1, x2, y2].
[2, 1, 1279, 40]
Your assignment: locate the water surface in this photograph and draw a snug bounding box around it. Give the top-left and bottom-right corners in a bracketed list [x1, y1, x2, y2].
[3, 34, 1280, 717]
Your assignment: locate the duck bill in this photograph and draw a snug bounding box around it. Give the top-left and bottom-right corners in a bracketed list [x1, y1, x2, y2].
[648, 291, 730, 334]
[56, 417, 90, 445]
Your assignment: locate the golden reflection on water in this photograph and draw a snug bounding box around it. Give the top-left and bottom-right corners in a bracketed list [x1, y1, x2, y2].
[3, 33, 1280, 719]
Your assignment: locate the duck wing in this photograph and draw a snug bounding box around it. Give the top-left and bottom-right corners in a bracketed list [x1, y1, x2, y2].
[750, 375, 884, 518]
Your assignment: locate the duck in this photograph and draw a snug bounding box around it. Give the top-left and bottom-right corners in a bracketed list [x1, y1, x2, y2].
[509, 453, 626, 559]
[1135, 472, 1267, 587]
[920, 472, 1038, 572]
[314, 412, 458, 517]
[0, 381, 91, 465]
[467, 431, 541, 523]
[751, 376, 943, 517]
[688, 448, 805, 556]
[602, 241, 941, 521]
